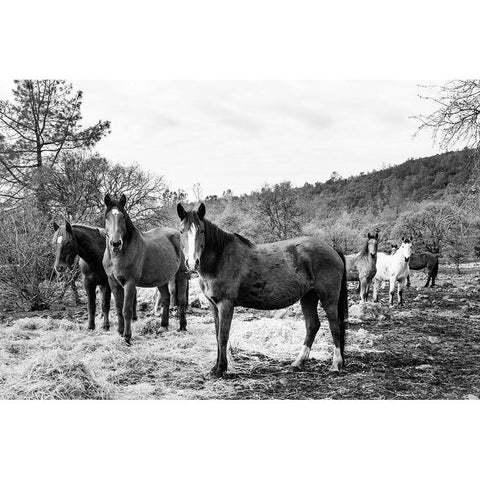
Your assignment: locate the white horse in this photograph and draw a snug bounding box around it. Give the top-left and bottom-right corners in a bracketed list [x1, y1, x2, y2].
[373, 238, 412, 306]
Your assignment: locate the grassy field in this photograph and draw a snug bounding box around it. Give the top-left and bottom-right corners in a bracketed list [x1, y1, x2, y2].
[0, 263, 479, 399]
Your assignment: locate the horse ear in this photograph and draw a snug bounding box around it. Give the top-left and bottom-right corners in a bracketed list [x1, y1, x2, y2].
[177, 203, 186, 220]
[375, 232, 379, 239]
[65, 221, 73, 234]
[119, 194, 127, 208]
[198, 203, 206, 220]
[104, 193, 112, 207]
[53, 222, 60, 232]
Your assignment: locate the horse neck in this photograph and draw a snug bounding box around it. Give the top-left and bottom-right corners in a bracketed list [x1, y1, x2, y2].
[72, 225, 105, 266]
[199, 220, 235, 275]
[357, 241, 375, 263]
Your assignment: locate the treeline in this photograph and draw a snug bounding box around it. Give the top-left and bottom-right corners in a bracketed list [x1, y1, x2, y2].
[199, 149, 479, 268]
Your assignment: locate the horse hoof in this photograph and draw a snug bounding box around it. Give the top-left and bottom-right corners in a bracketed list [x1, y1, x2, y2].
[209, 366, 225, 378]
[290, 364, 302, 372]
[124, 336, 131, 346]
[102, 324, 110, 331]
[88, 324, 95, 330]
[157, 326, 168, 334]
[177, 327, 187, 332]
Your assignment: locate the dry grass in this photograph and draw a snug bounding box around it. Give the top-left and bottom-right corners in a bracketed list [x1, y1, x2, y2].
[0, 263, 479, 399]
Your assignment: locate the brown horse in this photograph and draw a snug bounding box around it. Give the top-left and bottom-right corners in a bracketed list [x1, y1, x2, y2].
[103, 194, 188, 344]
[53, 221, 139, 330]
[346, 232, 378, 301]
[407, 252, 439, 287]
[177, 203, 348, 378]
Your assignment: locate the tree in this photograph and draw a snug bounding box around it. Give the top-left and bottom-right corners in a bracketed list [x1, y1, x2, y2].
[0, 80, 110, 208]
[192, 182, 203, 202]
[391, 203, 464, 254]
[253, 181, 302, 241]
[416, 81, 480, 151]
[416, 81, 480, 216]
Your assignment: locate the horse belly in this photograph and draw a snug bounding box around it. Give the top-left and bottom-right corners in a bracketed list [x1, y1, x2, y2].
[237, 275, 307, 310]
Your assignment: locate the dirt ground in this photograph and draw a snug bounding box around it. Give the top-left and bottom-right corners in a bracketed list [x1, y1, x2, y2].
[0, 263, 479, 399]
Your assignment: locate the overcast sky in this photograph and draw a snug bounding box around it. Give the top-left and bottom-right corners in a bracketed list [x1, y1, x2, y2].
[0, 80, 441, 198]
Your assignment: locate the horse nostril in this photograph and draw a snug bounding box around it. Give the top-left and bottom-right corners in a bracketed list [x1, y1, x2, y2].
[194, 259, 200, 269]
[185, 259, 190, 269]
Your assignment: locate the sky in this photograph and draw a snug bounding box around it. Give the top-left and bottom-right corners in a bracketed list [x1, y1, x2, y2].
[0, 80, 441, 198]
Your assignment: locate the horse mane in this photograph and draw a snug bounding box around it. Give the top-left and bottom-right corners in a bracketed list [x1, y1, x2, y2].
[204, 219, 254, 250]
[72, 223, 106, 239]
[184, 211, 254, 251]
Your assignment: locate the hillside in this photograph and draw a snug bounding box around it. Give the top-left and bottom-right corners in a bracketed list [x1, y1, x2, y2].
[299, 148, 475, 217]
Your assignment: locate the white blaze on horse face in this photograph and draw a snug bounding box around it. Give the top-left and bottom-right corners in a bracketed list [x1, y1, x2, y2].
[56, 235, 63, 244]
[186, 224, 198, 267]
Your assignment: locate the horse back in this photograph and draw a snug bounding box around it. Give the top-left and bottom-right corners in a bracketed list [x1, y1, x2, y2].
[226, 236, 344, 309]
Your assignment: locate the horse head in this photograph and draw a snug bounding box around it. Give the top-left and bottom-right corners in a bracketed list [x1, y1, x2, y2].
[52, 221, 78, 273]
[366, 232, 379, 258]
[399, 237, 412, 263]
[177, 202, 206, 271]
[104, 193, 129, 253]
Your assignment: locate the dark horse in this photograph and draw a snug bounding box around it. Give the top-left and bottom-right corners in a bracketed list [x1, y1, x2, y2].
[103, 194, 189, 344]
[53, 222, 117, 330]
[407, 252, 439, 287]
[177, 203, 348, 378]
[345, 232, 378, 301]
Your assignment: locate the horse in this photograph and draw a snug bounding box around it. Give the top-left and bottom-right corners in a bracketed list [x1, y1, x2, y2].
[345, 232, 378, 301]
[177, 202, 348, 378]
[407, 252, 439, 288]
[373, 238, 412, 307]
[53, 222, 117, 330]
[103, 194, 189, 344]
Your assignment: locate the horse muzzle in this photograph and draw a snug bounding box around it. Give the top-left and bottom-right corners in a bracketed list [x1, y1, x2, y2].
[110, 239, 123, 252]
[404, 257, 410, 263]
[186, 258, 200, 271]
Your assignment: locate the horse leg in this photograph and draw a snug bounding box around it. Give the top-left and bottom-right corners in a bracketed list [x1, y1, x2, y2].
[122, 280, 136, 345]
[153, 289, 161, 316]
[356, 281, 361, 294]
[424, 269, 431, 288]
[100, 283, 111, 331]
[71, 277, 80, 305]
[398, 278, 407, 306]
[324, 303, 344, 372]
[389, 278, 396, 307]
[208, 298, 220, 369]
[407, 274, 411, 288]
[359, 278, 368, 302]
[364, 280, 372, 301]
[109, 278, 125, 337]
[175, 271, 188, 331]
[132, 289, 138, 321]
[292, 290, 319, 370]
[84, 278, 96, 330]
[211, 299, 234, 378]
[158, 283, 170, 330]
[373, 278, 380, 303]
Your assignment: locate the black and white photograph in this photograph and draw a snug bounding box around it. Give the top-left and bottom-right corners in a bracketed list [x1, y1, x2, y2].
[0, 1, 478, 479]
[0, 78, 479, 400]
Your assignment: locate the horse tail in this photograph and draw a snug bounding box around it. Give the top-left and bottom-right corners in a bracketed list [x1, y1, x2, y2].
[334, 249, 348, 358]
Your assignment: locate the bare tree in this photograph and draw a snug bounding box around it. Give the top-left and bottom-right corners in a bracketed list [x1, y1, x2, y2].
[253, 181, 302, 241]
[415, 81, 480, 150]
[192, 182, 203, 202]
[416, 80, 480, 222]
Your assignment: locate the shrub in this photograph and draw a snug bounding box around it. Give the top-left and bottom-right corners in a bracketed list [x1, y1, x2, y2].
[0, 203, 64, 310]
